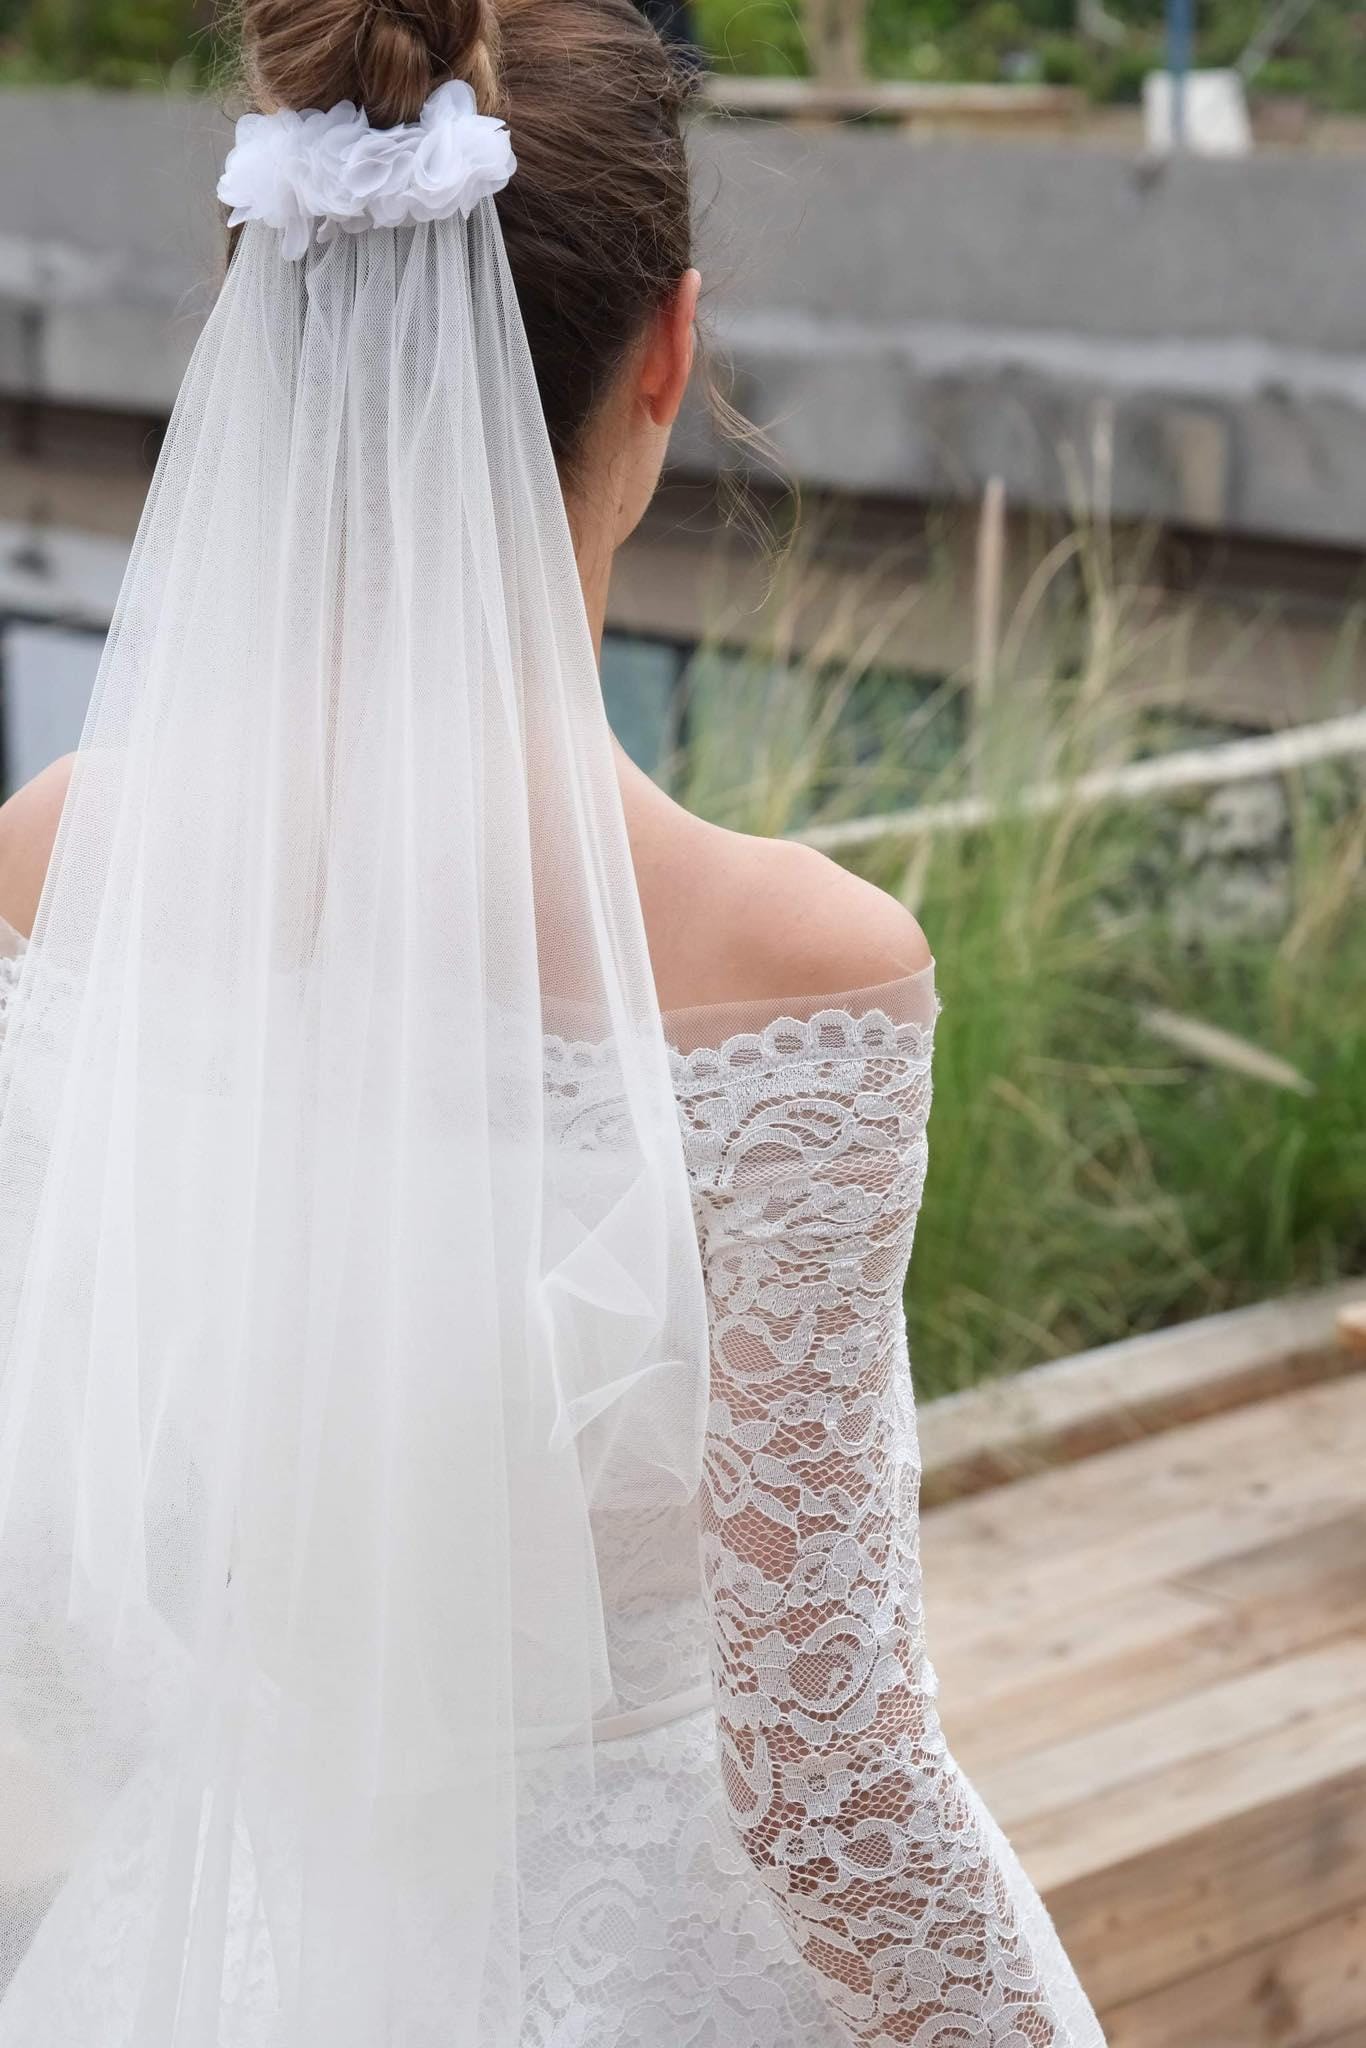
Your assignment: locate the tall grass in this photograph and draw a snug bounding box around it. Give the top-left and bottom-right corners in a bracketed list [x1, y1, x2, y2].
[897, 764, 1364, 1394]
[667, 502, 1366, 1394]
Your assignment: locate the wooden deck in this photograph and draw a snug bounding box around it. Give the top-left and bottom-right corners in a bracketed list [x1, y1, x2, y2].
[920, 1285, 1366, 2047]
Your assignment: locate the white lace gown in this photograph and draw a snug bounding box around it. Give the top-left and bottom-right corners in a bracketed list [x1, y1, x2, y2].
[0, 937, 1105, 2048]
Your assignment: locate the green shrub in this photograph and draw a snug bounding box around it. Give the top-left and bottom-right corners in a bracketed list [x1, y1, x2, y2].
[672, 510, 1365, 1391]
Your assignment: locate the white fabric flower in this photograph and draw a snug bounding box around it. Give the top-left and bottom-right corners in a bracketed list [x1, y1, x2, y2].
[217, 80, 515, 260]
[218, 109, 318, 262]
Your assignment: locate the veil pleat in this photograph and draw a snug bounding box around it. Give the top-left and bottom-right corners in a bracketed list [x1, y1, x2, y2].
[0, 207, 708, 2044]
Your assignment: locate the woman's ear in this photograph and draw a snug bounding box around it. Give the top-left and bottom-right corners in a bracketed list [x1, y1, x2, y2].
[639, 269, 702, 430]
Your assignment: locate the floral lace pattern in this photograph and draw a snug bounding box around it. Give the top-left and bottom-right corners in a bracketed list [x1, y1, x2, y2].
[522, 998, 1103, 2048]
[0, 970, 1104, 2047]
[680, 1006, 1099, 2046]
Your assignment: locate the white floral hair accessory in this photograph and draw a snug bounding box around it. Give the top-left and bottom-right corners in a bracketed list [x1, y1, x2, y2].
[218, 80, 516, 262]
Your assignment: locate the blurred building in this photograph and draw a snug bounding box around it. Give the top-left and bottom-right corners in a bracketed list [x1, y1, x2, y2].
[3, 89, 1365, 793]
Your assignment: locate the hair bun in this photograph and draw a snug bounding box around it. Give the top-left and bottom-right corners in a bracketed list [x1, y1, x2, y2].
[236, 0, 696, 481]
[244, 0, 502, 127]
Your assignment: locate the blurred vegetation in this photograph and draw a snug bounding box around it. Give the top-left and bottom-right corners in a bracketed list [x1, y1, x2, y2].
[668, 506, 1366, 1395]
[897, 739, 1364, 1393]
[0, 0, 222, 87]
[699, 0, 1366, 112]
[3, 0, 1366, 109]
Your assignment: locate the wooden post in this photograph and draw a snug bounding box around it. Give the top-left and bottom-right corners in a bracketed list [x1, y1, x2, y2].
[1339, 1303, 1366, 1357]
[804, 0, 869, 89]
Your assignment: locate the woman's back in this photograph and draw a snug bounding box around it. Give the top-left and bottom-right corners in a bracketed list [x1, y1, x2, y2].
[0, 881, 1104, 2047]
[0, 748, 932, 1021]
[614, 750, 931, 1014]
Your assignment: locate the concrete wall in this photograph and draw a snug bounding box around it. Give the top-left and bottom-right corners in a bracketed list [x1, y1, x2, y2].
[0, 92, 225, 412]
[681, 123, 1366, 544]
[5, 91, 1366, 544]
[700, 125, 1366, 351]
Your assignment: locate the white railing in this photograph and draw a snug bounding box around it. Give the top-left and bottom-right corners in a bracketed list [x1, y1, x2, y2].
[797, 708, 1366, 853]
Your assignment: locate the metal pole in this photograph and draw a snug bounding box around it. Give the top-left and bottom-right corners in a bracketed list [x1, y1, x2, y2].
[1167, 0, 1193, 149]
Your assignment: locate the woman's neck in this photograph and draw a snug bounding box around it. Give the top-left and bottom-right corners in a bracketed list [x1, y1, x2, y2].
[573, 516, 614, 660]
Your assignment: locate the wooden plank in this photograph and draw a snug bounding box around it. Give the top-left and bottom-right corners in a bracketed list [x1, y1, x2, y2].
[1103, 1904, 1366, 2048]
[939, 1579, 1231, 1754]
[940, 1513, 1366, 1767]
[917, 1359, 1366, 1613]
[924, 1375, 1366, 1652]
[1048, 1755, 1366, 2012]
[918, 1282, 1364, 1507]
[925, 1369, 1366, 1587]
[910, 1317, 1366, 2025]
[976, 1636, 1366, 1835]
[1177, 1505, 1366, 1607]
[1003, 1582, 1366, 2014]
[933, 1482, 1366, 1687]
[1020, 1687, 1366, 1889]
[929, 1477, 1360, 1667]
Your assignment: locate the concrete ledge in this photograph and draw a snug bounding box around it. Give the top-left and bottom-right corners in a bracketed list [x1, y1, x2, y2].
[6, 95, 1366, 543]
[681, 311, 1366, 545]
[705, 78, 1083, 128]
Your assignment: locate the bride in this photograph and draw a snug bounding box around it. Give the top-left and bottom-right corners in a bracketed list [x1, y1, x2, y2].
[0, 0, 1105, 2042]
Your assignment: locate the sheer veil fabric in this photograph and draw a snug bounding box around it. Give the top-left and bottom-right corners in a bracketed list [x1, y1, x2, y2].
[0, 203, 709, 2043]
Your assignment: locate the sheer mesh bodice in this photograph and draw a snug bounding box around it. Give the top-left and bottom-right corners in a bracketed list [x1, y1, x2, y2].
[0, 939, 1103, 2047]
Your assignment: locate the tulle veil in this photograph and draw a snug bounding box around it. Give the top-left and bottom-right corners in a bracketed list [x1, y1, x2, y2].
[0, 150, 708, 2043]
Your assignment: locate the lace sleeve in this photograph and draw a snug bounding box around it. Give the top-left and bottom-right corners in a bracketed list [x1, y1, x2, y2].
[692, 1018, 1072, 2046]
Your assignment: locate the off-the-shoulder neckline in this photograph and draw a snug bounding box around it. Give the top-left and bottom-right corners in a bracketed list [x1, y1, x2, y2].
[661, 963, 936, 1053]
[660, 963, 935, 1026]
[0, 922, 937, 1052]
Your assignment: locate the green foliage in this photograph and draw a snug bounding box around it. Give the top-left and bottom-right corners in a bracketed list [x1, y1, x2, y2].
[890, 758, 1365, 1394]
[699, 0, 806, 76]
[6, 0, 1366, 108]
[7, 0, 1366, 108]
[1, 0, 221, 87]
[673, 512, 1366, 1394]
[697, 0, 1366, 113]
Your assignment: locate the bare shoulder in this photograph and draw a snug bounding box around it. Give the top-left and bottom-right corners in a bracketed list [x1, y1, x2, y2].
[640, 801, 931, 1011]
[721, 832, 931, 996]
[0, 755, 75, 939]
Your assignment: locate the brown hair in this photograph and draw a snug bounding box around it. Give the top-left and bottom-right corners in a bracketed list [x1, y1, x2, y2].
[239, 0, 697, 477]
